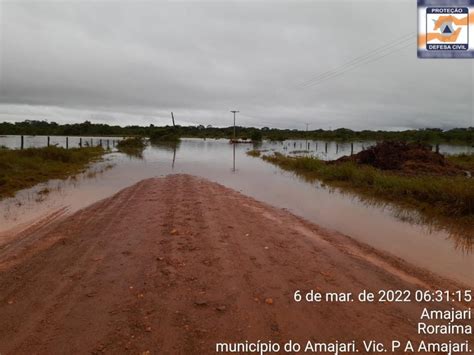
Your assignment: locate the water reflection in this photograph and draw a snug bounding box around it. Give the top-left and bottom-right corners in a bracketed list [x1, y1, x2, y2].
[0, 135, 123, 149]
[392, 208, 473, 254]
[0, 138, 472, 285]
[281, 164, 473, 252]
[0, 159, 115, 236]
[233, 143, 236, 172]
[150, 140, 181, 151]
[264, 139, 473, 160]
[119, 148, 144, 159]
[1, 135, 472, 159]
[173, 145, 177, 169]
[149, 141, 181, 169]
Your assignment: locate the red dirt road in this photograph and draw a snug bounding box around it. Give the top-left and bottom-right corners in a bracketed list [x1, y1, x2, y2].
[0, 175, 471, 354]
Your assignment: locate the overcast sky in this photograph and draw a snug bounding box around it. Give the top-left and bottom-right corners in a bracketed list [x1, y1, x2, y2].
[0, 0, 472, 130]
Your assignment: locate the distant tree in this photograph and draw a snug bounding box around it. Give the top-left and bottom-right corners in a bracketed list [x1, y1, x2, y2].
[250, 130, 262, 141]
[0, 120, 471, 144]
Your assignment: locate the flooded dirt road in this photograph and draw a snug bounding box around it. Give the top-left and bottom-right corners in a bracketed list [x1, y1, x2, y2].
[0, 175, 470, 354]
[1, 140, 472, 286]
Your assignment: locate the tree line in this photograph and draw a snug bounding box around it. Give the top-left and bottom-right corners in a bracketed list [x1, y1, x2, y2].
[0, 120, 472, 144]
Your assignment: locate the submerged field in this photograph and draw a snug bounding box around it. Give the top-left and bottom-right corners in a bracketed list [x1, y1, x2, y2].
[249, 149, 474, 229]
[0, 138, 472, 285]
[0, 146, 104, 199]
[116, 137, 147, 158]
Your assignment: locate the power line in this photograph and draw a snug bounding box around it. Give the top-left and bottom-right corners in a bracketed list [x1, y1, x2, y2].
[301, 41, 413, 89]
[295, 33, 415, 89]
[297, 38, 415, 89]
[243, 33, 416, 119]
[295, 32, 413, 88]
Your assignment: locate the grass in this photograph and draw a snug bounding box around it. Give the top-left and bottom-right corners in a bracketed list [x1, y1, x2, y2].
[149, 128, 181, 143]
[252, 152, 474, 220]
[0, 146, 104, 199]
[446, 153, 474, 172]
[116, 137, 147, 158]
[246, 149, 261, 157]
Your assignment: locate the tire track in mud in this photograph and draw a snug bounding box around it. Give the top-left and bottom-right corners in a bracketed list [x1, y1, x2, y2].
[0, 180, 150, 353]
[195, 182, 285, 346]
[0, 175, 471, 354]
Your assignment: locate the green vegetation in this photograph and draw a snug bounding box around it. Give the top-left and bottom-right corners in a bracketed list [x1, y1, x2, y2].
[0, 146, 104, 199]
[251, 152, 474, 222]
[246, 149, 261, 157]
[116, 137, 147, 158]
[149, 127, 180, 143]
[149, 141, 181, 152]
[446, 153, 474, 172]
[1, 120, 472, 144]
[250, 130, 263, 142]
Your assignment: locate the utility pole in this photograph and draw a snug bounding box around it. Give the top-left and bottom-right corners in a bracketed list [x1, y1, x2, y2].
[230, 110, 239, 140]
[171, 112, 175, 127]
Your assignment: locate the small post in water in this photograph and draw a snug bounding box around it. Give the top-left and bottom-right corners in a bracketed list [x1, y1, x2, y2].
[66, 137, 69, 149]
[21, 135, 24, 150]
[79, 138, 82, 148]
[47, 136, 50, 147]
[351, 142, 354, 155]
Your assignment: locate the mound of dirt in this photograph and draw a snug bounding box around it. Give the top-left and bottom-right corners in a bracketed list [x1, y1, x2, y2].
[333, 141, 464, 176]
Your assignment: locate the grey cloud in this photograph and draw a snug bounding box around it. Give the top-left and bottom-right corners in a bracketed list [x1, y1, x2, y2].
[0, 0, 472, 130]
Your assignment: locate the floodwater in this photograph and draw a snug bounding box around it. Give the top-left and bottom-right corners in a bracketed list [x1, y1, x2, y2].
[0, 135, 123, 149]
[0, 137, 473, 286]
[1, 135, 472, 159]
[264, 139, 473, 159]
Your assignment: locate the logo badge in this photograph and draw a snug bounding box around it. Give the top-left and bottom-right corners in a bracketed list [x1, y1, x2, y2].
[418, 1, 473, 58]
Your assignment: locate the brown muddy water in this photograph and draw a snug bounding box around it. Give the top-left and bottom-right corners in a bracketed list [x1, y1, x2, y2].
[0, 138, 473, 286]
